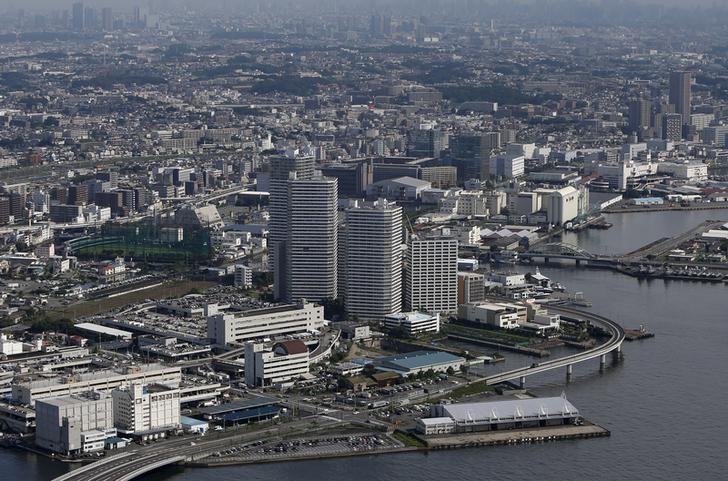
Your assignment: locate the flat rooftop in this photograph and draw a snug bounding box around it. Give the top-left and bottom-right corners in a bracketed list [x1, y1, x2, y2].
[75, 322, 133, 339]
[377, 350, 464, 370]
[441, 396, 579, 423]
[198, 395, 279, 416]
[17, 363, 179, 389]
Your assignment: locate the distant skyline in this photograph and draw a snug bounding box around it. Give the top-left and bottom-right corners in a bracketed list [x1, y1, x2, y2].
[2, 0, 728, 10]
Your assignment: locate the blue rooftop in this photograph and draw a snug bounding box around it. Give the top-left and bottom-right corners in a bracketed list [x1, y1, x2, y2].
[222, 405, 281, 423]
[180, 415, 208, 426]
[377, 350, 464, 371]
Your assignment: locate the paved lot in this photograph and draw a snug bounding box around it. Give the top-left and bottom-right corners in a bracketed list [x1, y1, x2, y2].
[206, 433, 402, 463]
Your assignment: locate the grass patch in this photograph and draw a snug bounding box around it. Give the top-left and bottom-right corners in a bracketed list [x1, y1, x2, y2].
[449, 380, 495, 400]
[392, 430, 427, 448]
[47, 280, 216, 319]
[445, 324, 532, 345]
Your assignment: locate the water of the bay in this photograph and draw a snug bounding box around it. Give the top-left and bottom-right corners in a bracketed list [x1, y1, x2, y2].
[5, 209, 728, 481]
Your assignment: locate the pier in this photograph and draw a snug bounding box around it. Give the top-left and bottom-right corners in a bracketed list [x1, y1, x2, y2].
[422, 423, 610, 450]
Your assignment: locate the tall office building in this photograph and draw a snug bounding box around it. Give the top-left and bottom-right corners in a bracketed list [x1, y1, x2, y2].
[320, 160, 373, 198]
[269, 155, 338, 302]
[407, 127, 446, 158]
[662, 113, 683, 141]
[67, 184, 88, 206]
[344, 200, 403, 320]
[669, 71, 691, 124]
[450, 132, 500, 182]
[101, 7, 113, 30]
[269, 155, 313, 301]
[71, 2, 84, 30]
[111, 383, 180, 435]
[628, 99, 651, 138]
[405, 237, 458, 314]
[287, 178, 338, 302]
[83, 6, 97, 30]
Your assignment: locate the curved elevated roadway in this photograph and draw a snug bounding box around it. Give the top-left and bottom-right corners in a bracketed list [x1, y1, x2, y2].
[484, 305, 625, 387]
[52, 417, 345, 481]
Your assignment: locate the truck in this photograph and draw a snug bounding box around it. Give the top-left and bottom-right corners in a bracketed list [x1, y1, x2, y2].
[368, 400, 388, 409]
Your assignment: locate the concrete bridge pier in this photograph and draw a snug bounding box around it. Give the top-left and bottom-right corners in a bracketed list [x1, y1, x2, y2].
[544, 257, 550, 264]
[519, 376, 526, 389]
[599, 354, 607, 370]
[575, 259, 581, 266]
[612, 344, 623, 362]
[566, 364, 573, 380]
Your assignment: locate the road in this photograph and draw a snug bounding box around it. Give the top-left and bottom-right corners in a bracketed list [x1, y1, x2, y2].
[52, 417, 346, 481]
[483, 305, 624, 386]
[623, 220, 725, 260]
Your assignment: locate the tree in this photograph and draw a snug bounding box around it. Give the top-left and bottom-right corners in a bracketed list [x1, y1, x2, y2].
[336, 375, 351, 390]
[320, 297, 346, 322]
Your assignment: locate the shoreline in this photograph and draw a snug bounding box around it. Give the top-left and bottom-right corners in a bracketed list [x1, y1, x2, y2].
[185, 423, 609, 468]
[603, 202, 728, 214]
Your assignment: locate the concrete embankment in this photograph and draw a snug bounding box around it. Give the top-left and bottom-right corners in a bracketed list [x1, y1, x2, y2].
[421, 423, 609, 449]
[187, 423, 609, 468]
[604, 202, 728, 213]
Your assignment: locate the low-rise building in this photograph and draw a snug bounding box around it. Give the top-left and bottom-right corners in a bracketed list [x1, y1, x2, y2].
[12, 364, 182, 406]
[207, 301, 325, 346]
[383, 312, 440, 335]
[111, 383, 180, 437]
[338, 322, 371, 340]
[180, 415, 209, 435]
[417, 395, 580, 434]
[656, 162, 708, 181]
[234, 264, 253, 289]
[35, 391, 116, 455]
[375, 350, 464, 376]
[458, 272, 485, 305]
[244, 340, 310, 387]
[458, 302, 528, 329]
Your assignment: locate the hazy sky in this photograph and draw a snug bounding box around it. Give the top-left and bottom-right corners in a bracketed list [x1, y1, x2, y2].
[2, 0, 728, 8]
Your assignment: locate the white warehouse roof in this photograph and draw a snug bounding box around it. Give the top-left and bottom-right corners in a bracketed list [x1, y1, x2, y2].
[441, 395, 579, 424]
[75, 322, 133, 340]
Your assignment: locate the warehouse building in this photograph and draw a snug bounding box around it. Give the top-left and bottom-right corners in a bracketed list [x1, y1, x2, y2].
[375, 350, 464, 376]
[417, 395, 580, 435]
[35, 391, 116, 455]
[198, 396, 281, 427]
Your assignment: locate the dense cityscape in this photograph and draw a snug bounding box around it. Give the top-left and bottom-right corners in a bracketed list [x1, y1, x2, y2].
[0, 1, 727, 480]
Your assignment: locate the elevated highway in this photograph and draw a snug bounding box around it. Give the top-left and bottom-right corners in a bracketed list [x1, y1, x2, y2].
[484, 305, 624, 387]
[52, 417, 344, 481]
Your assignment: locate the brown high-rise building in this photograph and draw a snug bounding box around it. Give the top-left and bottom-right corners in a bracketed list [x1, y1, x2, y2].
[669, 71, 691, 125]
[0, 197, 10, 225]
[68, 184, 89, 206]
[628, 99, 651, 137]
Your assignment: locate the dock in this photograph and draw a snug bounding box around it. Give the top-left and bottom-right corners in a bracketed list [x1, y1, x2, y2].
[624, 328, 655, 341]
[420, 422, 610, 449]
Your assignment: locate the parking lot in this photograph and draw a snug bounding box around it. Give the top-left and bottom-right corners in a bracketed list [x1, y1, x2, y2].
[207, 433, 402, 463]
